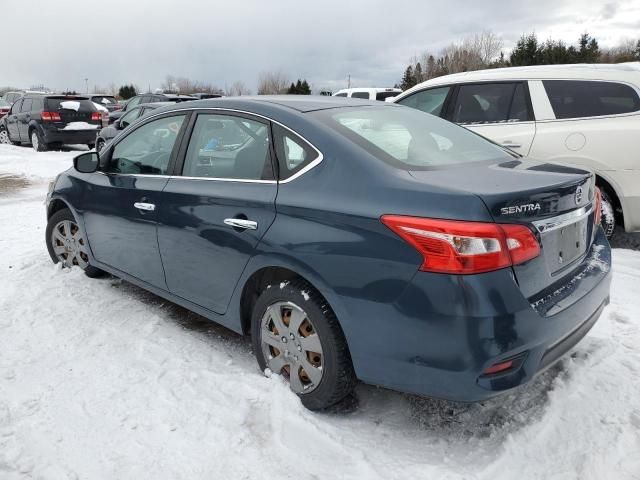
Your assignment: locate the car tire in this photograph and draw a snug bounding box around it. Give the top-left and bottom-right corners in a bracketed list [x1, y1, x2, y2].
[251, 279, 356, 410]
[0, 127, 19, 145]
[30, 129, 48, 152]
[600, 189, 616, 239]
[95, 139, 105, 153]
[46, 208, 105, 278]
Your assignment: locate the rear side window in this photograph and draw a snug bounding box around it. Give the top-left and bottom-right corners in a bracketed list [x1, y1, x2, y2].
[31, 97, 44, 112]
[91, 95, 117, 105]
[182, 114, 273, 180]
[396, 87, 450, 116]
[451, 82, 531, 124]
[272, 124, 319, 180]
[543, 80, 640, 119]
[20, 99, 32, 113]
[351, 92, 370, 99]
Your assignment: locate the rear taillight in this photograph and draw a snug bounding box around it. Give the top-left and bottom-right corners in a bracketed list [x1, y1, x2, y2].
[594, 187, 602, 226]
[91, 112, 102, 121]
[41, 111, 61, 121]
[381, 215, 541, 274]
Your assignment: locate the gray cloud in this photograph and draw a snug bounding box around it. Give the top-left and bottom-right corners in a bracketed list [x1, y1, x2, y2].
[1, 0, 635, 93]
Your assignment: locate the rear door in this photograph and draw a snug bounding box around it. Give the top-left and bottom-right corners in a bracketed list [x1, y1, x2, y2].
[81, 113, 189, 288]
[157, 111, 277, 314]
[447, 82, 537, 155]
[16, 98, 33, 141]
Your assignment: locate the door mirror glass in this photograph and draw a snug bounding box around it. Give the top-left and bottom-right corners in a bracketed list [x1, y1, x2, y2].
[74, 152, 99, 173]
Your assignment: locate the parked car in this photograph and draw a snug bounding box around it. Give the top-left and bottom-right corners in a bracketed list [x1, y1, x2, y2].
[109, 93, 196, 123]
[0, 94, 102, 150]
[333, 87, 402, 101]
[2, 91, 25, 105]
[0, 98, 10, 120]
[87, 94, 121, 113]
[45, 97, 611, 410]
[392, 63, 640, 237]
[95, 102, 174, 152]
[190, 93, 223, 99]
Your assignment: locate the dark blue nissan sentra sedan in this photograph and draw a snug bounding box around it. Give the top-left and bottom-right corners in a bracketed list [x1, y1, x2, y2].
[45, 96, 611, 410]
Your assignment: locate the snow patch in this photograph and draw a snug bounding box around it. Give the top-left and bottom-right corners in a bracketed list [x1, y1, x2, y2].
[279, 281, 289, 289]
[59, 101, 80, 111]
[61, 122, 99, 131]
[301, 290, 310, 301]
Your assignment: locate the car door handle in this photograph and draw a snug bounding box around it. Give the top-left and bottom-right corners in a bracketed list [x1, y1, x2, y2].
[224, 218, 258, 230]
[134, 202, 155, 211]
[501, 141, 522, 148]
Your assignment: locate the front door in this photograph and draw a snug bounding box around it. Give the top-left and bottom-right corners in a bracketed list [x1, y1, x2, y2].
[17, 97, 33, 141]
[6, 99, 21, 140]
[157, 112, 278, 314]
[448, 82, 537, 155]
[81, 113, 188, 289]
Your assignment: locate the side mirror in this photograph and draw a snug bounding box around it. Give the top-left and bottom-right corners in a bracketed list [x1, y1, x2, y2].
[74, 152, 99, 173]
[114, 119, 123, 130]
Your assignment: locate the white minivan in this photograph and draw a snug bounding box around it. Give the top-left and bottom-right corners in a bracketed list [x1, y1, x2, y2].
[393, 63, 640, 237]
[333, 87, 402, 101]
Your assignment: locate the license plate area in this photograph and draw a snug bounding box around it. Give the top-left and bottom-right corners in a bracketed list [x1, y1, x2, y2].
[540, 215, 590, 275]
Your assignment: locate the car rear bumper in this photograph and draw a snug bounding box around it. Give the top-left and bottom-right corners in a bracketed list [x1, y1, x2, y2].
[42, 128, 99, 145]
[342, 227, 612, 401]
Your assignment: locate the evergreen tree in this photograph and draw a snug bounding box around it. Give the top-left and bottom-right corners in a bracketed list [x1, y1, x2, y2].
[287, 82, 297, 94]
[400, 66, 415, 90]
[300, 80, 311, 95]
[510, 33, 541, 66]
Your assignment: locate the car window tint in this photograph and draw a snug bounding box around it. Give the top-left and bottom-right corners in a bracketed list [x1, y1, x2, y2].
[397, 87, 450, 116]
[316, 106, 512, 169]
[182, 114, 272, 180]
[334, 93, 347, 97]
[376, 91, 399, 101]
[107, 115, 185, 175]
[543, 80, 640, 119]
[20, 99, 32, 113]
[272, 124, 319, 180]
[351, 92, 370, 99]
[119, 108, 141, 128]
[452, 83, 526, 124]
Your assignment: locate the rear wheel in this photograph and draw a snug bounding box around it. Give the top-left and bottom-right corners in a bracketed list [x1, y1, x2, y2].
[31, 129, 48, 152]
[46, 208, 104, 278]
[599, 189, 616, 239]
[251, 280, 356, 410]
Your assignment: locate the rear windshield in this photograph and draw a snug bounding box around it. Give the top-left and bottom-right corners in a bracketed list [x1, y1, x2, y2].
[45, 97, 95, 112]
[0, 98, 8, 107]
[91, 95, 117, 105]
[314, 106, 512, 169]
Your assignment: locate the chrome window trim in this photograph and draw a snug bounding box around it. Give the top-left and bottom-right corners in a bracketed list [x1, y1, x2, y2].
[533, 205, 593, 234]
[107, 106, 324, 184]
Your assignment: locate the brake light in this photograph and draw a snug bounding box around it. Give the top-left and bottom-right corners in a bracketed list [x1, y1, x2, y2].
[594, 187, 602, 226]
[41, 111, 61, 121]
[91, 112, 102, 121]
[381, 216, 541, 274]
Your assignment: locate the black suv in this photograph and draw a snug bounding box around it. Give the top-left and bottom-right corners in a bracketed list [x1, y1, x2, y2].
[108, 93, 196, 123]
[0, 94, 102, 151]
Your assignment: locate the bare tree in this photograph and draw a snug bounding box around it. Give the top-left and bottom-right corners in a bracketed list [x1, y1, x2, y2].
[257, 70, 290, 95]
[472, 30, 504, 65]
[226, 81, 251, 96]
[161, 75, 224, 95]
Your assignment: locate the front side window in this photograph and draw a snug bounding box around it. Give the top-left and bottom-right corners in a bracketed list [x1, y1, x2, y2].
[119, 107, 142, 129]
[10, 99, 22, 114]
[106, 115, 185, 175]
[125, 96, 142, 111]
[451, 82, 530, 124]
[396, 87, 451, 116]
[315, 106, 512, 169]
[272, 124, 319, 180]
[182, 114, 272, 180]
[543, 80, 640, 119]
[351, 92, 370, 99]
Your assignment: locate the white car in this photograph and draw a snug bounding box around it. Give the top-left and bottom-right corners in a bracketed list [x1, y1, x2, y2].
[392, 63, 640, 237]
[333, 87, 402, 101]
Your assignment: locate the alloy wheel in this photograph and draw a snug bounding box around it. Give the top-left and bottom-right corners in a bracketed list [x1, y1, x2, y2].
[51, 219, 90, 269]
[260, 301, 324, 393]
[0, 129, 9, 144]
[31, 131, 39, 151]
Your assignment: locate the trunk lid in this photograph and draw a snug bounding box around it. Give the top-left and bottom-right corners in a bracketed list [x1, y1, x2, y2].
[408, 159, 597, 297]
[45, 96, 100, 128]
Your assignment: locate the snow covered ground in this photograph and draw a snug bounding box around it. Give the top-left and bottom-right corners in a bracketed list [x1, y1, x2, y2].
[1, 144, 639, 480]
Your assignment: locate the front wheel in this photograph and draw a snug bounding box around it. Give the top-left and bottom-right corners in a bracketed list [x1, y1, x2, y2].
[251, 280, 356, 410]
[45, 208, 104, 278]
[0, 127, 19, 145]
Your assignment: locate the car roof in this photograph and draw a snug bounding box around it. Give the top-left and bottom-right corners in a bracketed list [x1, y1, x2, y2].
[334, 87, 402, 95]
[399, 62, 640, 96]
[138, 101, 175, 109]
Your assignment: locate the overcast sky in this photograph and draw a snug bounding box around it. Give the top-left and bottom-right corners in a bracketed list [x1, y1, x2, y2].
[2, 0, 639, 93]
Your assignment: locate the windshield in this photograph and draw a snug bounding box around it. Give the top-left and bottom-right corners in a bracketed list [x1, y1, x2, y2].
[314, 106, 512, 169]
